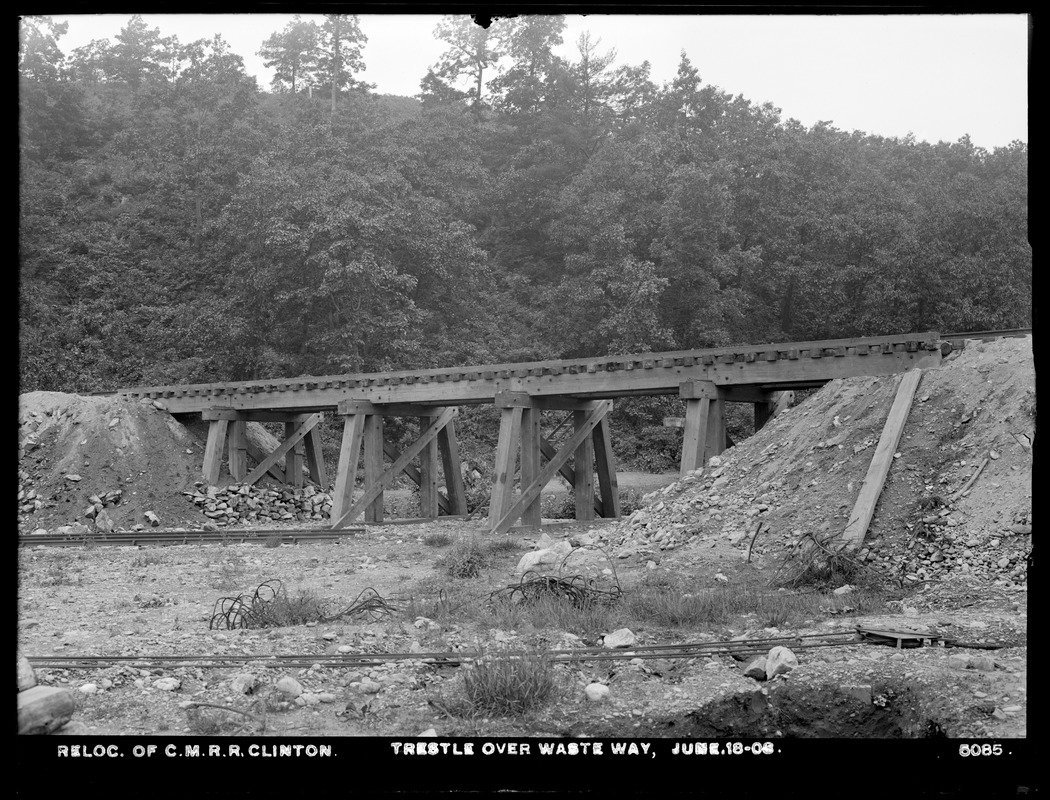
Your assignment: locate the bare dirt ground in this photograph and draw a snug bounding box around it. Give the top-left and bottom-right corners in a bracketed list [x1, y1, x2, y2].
[17, 338, 1030, 744]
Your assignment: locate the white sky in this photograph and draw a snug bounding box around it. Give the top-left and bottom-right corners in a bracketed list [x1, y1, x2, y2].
[39, 12, 1029, 150]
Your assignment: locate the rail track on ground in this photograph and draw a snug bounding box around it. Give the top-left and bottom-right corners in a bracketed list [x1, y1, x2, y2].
[18, 527, 363, 548]
[26, 627, 1012, 671]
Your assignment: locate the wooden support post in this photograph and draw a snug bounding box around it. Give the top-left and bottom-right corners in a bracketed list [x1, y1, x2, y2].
[419, 415, 440, 518]
[285, 419, 304, 488]
[363, 414, 384, 523]
[331, 408, 457, 529]
[573, 409, 596, 522]
[754, 390, 794, 431]
[592, 416, 620, 518]
[492, 400, 612, 534]
[680, 398, 711, 476]
[202, 418, 229, 485]
[679, 380, 727, 475]
[438, 419, 468, 515]
[228, 420, 247, 481]
[303, 424, 328, 489]
[520, 407, 542, 527]
[488, 406, 522, 529]
[704, 390, 727, 463]
[332, 414, 367, 524]
[841, 370, 923, 551]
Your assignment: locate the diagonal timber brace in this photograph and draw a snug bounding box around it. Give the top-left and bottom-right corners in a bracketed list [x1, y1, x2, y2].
[242, 413, 323, 487]
[490, 399, 614, 535]
[200, 410, 325, 487]
[331, 407, 459, 530]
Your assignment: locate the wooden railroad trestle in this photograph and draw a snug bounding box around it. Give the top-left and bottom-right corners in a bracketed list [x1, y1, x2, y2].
[116, 332, 946, 533]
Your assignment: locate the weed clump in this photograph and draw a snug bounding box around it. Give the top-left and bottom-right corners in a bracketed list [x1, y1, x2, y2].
[443, 537, 488, 578]
[460, 646, 560, 715]
[424, 531, 453, 547]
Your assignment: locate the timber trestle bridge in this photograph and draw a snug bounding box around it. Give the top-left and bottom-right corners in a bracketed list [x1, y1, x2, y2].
[109, 332, 952, 534]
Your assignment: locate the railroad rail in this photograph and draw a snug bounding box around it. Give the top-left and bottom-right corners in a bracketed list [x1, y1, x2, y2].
[108, 331, 945, 412]
[17, 527, 362, 548]
[24, 627, 1013, 671]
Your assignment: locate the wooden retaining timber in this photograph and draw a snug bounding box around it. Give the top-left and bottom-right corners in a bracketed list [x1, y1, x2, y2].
[840, 369, 924, 551]
[109, 332, 944, 533]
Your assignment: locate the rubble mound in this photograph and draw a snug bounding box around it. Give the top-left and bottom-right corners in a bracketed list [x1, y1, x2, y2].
[18, 392, 204, 532]
[606, 336, 1034, 590]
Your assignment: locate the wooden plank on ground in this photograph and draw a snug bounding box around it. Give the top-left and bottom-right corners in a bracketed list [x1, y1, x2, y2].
[202, 419, 229, 485]
[492, 401, 612, 534]
[242, 413, 322, 487]
[841, 369, 923, 551]
[331, 408, 458, 529]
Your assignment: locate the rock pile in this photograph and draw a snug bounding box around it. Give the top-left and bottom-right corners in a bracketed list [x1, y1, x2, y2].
[183, 482, 333, 526]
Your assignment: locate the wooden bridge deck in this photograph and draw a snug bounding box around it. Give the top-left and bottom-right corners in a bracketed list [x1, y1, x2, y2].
[113, 332, 944, 414]
[103, 330, 950, 537]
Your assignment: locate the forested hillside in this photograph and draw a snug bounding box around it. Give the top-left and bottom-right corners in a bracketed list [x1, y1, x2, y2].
[19, 15, 1030, 397]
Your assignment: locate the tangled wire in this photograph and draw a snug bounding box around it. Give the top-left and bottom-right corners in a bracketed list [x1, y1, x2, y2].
[489, 572, 623, 608]
[209, 580, 397, 630]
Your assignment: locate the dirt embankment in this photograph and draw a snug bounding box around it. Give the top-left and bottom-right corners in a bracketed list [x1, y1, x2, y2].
[18, 393, 205, 532]
[603, 336, 1033, 590]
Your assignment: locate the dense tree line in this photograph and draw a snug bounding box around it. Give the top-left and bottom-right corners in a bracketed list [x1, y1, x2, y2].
[20, 14, 1030, 402]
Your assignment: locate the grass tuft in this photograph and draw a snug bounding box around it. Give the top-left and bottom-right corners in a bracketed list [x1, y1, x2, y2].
[460, 646, 560, 716]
